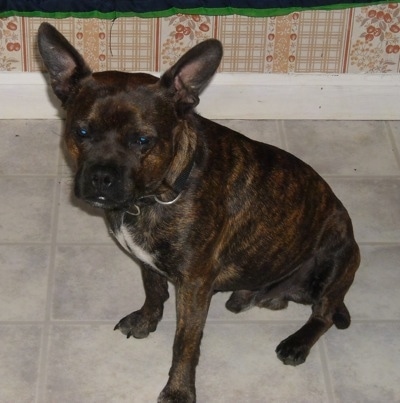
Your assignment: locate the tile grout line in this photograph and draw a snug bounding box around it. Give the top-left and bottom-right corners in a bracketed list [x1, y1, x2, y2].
[2, 240, 400, 247]
[358, 241, 400, 246]
[278, 120, 288, 150]
[1, 162, 400, 185]
[2, 318, 400, 326]
[0, 173, 61, 178]
[35, 162, 64, 403]
[319, 338, 337, 403]
[322, 174, 400, 180]
[3, 316, 400, 325]
[385, 121, 400, 171]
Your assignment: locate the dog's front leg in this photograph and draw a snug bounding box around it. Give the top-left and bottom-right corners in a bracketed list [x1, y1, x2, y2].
[115, 266, 169, 339]
[158, 280, 213, 403]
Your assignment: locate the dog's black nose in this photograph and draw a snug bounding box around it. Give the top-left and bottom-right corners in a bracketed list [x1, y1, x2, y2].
[90, 165, 117, 192]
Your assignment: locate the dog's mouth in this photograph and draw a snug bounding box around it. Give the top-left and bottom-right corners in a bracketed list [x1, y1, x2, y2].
[85, 195, 112, 209]
[82, 194, 133, 210]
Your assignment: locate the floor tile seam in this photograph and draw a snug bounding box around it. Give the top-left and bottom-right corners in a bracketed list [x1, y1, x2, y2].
[0, 320, 120, 326]
[0, 241, 53, 246]
[358, 239, 400, 244]
[358, 241, 400, 246]
[386, 121, 400, 170]
[0, 321, 48, 326]
[59, 172, 74, 179]
[55, 241, 116, 246]
[206, 318, 400, 325]
[56, 138, 67, 177]
[11, 319, 310, 326]
[0, 173, 59, 178]
[3, 173, 400, 182]
[35, 172, 63, 403]
[3, 174, 399, 180]
[322, 174, 400, 180]
[348, 318, 400, 324]
[23, 320, 313, 330]
[44, 175, 63, 322]
[54, 240, 400, 248]
[2, 318, 399, 326]
[11, 239, 395, 249]
[278, 120, 289, 150]
[319, 339, 337, 403]
[2, 239, 398, 248]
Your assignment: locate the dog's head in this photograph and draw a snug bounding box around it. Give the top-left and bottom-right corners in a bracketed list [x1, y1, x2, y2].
[38, 23, 222, 210]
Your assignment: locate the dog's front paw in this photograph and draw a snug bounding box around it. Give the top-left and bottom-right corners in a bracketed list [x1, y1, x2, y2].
[158, 387, 195, 403]
[275, 337, 310, 366]
[114, 309, 159, 339]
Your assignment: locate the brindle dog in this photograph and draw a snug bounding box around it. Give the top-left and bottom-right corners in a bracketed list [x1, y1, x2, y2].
[38, 23, 360, 403]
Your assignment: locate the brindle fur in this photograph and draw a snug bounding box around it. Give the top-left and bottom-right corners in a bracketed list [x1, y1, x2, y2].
[38, 23, 360, 403]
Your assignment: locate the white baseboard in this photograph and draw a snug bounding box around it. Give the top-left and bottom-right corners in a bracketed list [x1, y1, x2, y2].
[0, 72, 399, 120]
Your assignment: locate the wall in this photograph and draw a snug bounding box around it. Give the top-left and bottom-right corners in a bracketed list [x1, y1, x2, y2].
[1, 3, 400, 74]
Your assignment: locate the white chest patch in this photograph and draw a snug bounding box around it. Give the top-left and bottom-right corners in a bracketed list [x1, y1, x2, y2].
[113, 224, 158, 271]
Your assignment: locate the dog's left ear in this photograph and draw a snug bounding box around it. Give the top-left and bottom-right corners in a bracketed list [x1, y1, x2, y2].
[160, 39, 223, 114]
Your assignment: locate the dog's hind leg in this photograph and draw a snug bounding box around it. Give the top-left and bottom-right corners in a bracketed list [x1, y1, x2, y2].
[333, 301, 351, 329]
[275, 241, 360, 366]
[114, 265, 169, 339]
[275, 298, 351, 366]
[225, 290, 257, 313]
[226, 288, 289, 314]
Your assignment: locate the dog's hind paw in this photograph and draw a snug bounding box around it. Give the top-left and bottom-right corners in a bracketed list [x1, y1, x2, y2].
[225, 290, 256, 313]
[333, 303, 351, 329]
[114, 309, 160, 339]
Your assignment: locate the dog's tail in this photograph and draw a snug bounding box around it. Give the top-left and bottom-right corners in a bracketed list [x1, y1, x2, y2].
[333, 302, 351, 329]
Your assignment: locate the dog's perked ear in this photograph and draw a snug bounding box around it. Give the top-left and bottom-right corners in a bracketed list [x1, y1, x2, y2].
[37, 22, 91, 105]
[160, 39, 223, 115]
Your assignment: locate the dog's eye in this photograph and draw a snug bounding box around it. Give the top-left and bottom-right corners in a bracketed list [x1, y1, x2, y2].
[77, 127, 89, 138]
[137, 136, 149, 145]
[127, 133, 150, 148]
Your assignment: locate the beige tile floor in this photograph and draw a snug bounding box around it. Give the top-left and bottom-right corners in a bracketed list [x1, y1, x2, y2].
[0, 119, 399, 403]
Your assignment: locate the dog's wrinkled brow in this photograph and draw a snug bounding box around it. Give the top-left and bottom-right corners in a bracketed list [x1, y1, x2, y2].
[87, 97, 136, 126]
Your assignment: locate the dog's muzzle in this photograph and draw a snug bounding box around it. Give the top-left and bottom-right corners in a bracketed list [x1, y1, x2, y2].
[75, 163, 131, 209]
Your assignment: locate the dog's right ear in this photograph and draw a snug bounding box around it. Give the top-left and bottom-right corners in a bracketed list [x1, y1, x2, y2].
[38, 23, 91, 104]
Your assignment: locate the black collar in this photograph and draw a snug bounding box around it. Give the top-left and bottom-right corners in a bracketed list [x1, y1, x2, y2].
[130, 154, 195, 213]
[170, 153, 196, 195]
